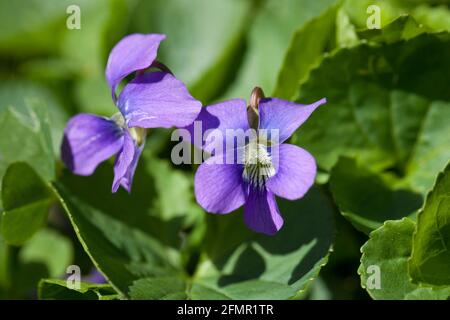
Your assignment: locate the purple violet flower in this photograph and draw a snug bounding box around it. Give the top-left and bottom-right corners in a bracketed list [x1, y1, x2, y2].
[61, 34, 202, 192]
[82, 268, 107, 284]
[192, 87, 326, 235]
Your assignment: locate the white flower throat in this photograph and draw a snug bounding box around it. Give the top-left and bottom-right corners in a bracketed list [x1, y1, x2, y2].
[242, 140, 276, 189]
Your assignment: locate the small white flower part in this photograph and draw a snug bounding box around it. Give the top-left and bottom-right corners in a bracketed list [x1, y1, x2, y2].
[111, 112, 126, 127]
[242, 139, 276, 189]
[128, 126, 146, 146]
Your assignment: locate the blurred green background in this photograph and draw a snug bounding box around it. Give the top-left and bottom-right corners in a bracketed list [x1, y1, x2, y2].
[0, 0, 449, 300]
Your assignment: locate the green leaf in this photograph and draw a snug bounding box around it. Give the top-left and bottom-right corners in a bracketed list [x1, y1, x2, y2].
[344, 0, 450, 33]
[359, 218, 450, 299]
[0, 91, 55, 209]
[225, 0, 339, 100]
[357, 15, 426, 44]
[150, 159, 203, 222]
[192, 278, 299, 300]
[307, 277, 332, 300]
[11, 229, 73, 296]
[329, 157, 422, 234]
[0, 0, 113, 57]
[0, 82, 68, 154]
[296, 76, 395, 172]
[19, 229, 73, 278]
[412, 4, 450, 32]
[190, 186, 334, 300]
[53, 152, 200, 296]
[389, 90, 430, 169]
[39, 279, 119, 300]
[1, 163, 54, 245]
[409, 162, 450, 286]
[405, 100, 450, 194]
[0, 0, 70, 55]
[274, 13, 433, 102]
[335, 7, 359, 48]
[129, 276, 187, 300]
[295, 32, 450, 193]
[0, 236, 10, 296]
[273, 3, 338, 99]
[129, 0, 251, 103]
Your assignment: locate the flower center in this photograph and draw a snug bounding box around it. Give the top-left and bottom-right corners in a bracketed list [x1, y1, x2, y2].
[111, 112, 125, 127]
[128, 126, 146, 146]
[242, 140, 275, 189]
[111, 112, 146, 146]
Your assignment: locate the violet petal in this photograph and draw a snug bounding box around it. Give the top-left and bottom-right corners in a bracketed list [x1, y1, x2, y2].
[61, 114, 124, 176]
[258, 97, 326, 143]
[118, 72, 202, 129]
[185, 98, 249, 154]
[267, 143, 316, 200]
[112, 130, 143, 193]
[105, 33, 165, 100]
[194, 152, 246, 214]
[244, 188, 284, 235]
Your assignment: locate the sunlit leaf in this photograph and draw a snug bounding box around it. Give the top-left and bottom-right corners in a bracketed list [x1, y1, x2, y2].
[190, 186, 335, 300]
[1, 163, 54, 245]
[359, 218, 450, 299]
[329, 157, 422, 234]
[409, 162, 450, 286]
[39, 279, 119, 300]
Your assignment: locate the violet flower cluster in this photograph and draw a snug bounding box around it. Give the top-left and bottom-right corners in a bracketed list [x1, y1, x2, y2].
[62, 33, 326, 235]
[62, 34, 201, 192]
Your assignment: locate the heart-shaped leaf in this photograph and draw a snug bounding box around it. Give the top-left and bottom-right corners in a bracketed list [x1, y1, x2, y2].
[0, 82, 67, 154]
[0, 93, 55, 209]
[329, 157, 422, 234]
[294, 32, 450, 195]
[409, 162, 450, 286]
[53, 151, 200, 296]
[190, 186, 334, 300]
[122, 187, 334, 300]
[1, 163, 54, 245]
[7, 229, 74, 297]
[344, 0, 450, 32]
[359, 218, 450, 299]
